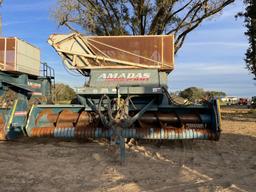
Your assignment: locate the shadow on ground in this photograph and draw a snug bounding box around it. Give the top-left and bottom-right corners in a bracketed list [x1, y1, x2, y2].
[0, 131, 255, 192]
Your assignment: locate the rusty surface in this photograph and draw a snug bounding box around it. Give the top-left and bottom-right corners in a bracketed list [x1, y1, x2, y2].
[88, 35, 174, 69]
[30, 126, 218, 140]
[31, 127, 55, 137]
[0, 115, 6, 140]
[48, 33, 174, 71]
[35, 109, 56, 126]
[31, 110, 97, 138]
[0, 38, 15, 71]
[139, 113, 201, 124]
[30, 109, 218, 140]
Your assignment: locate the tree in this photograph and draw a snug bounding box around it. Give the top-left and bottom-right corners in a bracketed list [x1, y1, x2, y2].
[179, 87, 205, 102]
[205, 90, 226, 98]
[53, 0, 234, 53]
[237, 1, 256, 80]
[54, 83, 76, 102]
[179, 87, 226, 102]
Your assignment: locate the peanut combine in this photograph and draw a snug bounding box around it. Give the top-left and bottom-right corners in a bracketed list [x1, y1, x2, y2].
[0, 33, 221, 163]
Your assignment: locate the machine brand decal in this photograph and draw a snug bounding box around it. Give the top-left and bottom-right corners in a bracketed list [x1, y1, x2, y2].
[32, 92, 42, 96]
[28, 82, 41, 88]
[98, 73, 150, 81]
[14, 111, 27, 116]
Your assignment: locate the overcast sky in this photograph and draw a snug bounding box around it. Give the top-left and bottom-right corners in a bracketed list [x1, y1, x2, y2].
[1, 0, 255, 97]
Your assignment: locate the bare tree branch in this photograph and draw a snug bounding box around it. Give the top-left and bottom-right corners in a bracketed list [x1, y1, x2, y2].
[52, 0, 235, 53]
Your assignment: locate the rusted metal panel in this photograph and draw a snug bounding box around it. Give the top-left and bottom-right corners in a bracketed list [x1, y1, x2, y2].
[0, 114, 5, 140]
[0, 37, 40, 76]
[28, 109, 218, 140]
[88, 35, 174, 70]
[48, 33, 174, 72]
[30, 126, 218, 140]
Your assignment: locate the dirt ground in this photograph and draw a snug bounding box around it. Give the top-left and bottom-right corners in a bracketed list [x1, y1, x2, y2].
[0, 108, 255, 192]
